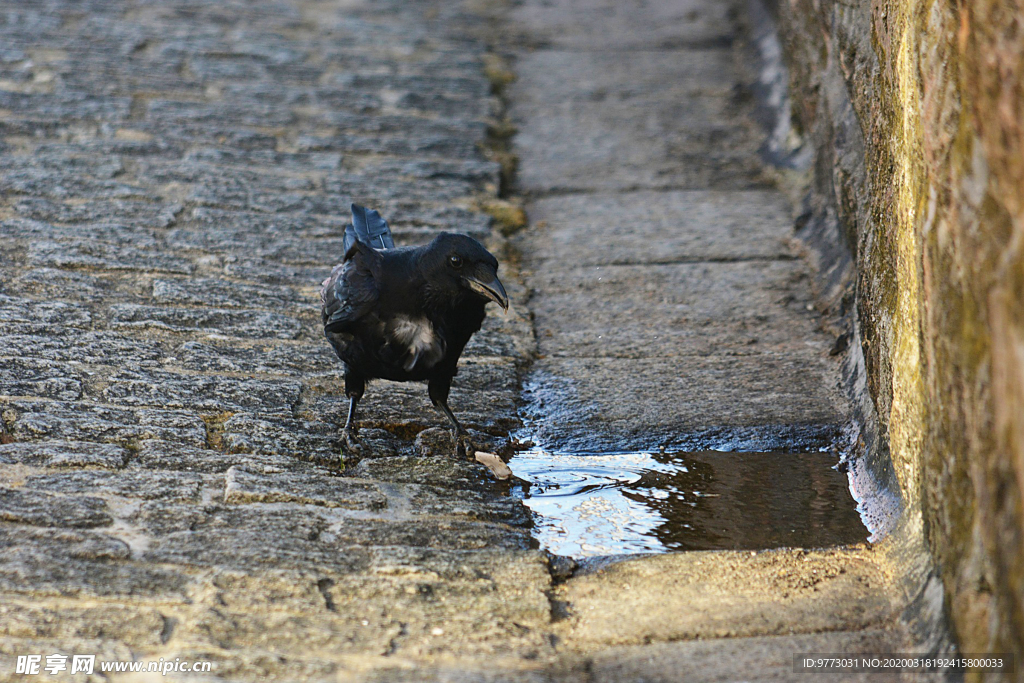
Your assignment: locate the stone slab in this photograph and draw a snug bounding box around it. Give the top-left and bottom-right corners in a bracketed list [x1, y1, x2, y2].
[511, 50, 763, 193]
[527, 355, 845, 451]
[527, 261, 827, 358]
[523, 190, 797, 265]
[510, 0, 733, 50]
[554, 548, 895, 647]
[589, 629, 906, 682]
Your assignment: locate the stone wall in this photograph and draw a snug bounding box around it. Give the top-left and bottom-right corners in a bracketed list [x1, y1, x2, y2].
[769, 0, 1024, 665]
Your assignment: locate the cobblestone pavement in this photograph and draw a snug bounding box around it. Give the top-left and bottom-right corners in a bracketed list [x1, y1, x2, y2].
[0, 0, 913, 681]
[0, 0, 554, 680]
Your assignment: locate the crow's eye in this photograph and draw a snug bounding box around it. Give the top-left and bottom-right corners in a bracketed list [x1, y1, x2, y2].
[449, 254, 463, 269]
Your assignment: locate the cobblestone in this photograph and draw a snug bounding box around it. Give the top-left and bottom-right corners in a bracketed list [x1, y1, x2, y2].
[0, 441, 130, 469]
[0, 488, 113, 528]
[223, 466, 387, 509]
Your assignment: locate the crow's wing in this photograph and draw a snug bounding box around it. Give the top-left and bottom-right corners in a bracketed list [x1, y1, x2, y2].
[321, 240, 383, 333]
[344, 203, 395, 252]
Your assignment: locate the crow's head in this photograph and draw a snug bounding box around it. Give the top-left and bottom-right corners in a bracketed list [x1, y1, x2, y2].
[420, 232, 509, 311]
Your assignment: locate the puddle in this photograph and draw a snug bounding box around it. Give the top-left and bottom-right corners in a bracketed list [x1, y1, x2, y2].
[509, 447, 868, 557]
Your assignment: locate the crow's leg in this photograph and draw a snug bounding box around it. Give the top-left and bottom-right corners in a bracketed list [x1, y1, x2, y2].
[429, 376, 475, 457]
[437, 400, 466, 436]
[341, 373, 365, 449]
[428, 375, 464, 435]
[343, 395, 359, 432]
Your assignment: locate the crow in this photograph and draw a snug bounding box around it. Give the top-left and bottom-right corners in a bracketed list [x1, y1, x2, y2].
[320, 204, 509, 450]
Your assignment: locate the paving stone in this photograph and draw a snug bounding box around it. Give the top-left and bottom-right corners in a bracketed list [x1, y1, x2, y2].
[523, 190, 797, 265]
[295, 130, 482, 160]
[466, 303, 535, 355]
[0, 333, 164, 368]
[0, 527, 190, 599]
[139, 506, 532, 568]
[5, 400, 207, 447]
[146, 649, 343, 683]
[134, 439, 312, 473]
[554, 548, 895, 647]
[26, 470, 204, 501]
[511, 0, 733, 50]
[137, 503, 529, 569]
[167, 212, 349, 263]
[108, 303, 303, 339]
[0, 441, 129, 469]
[224, 466, 387, 509]
[145, 99, 297, 128]
[2, 268, 119, 304]
[348, 454, 499, 491]
[0, 488, 112, 528]
[173, 340, 336, 376]
[204, 551, 554, 647]
[151, 277, 308, 310]
[188, 607, 404, 658]
[527, 261, 826, 358]
[27, 240, 194, 274]
[100, 368, 302, 412]
[0, 603, 168, 649]
[0, 357, 83, 400]
[0, 295, 91, 333]
[527, 356, 844, 451]
[221, 412, 345, 466]
[182, 204, 346, 235]
[407, 484, 532, 526]
[511, 49, 763, 193]
[1, 217, 158, 246]
[0, 91, 131, 123]
[0, 165, 152, 201]
[383, 205, 493, 235]
[12, 196, 182, 226]
[222, 258, 332, 287]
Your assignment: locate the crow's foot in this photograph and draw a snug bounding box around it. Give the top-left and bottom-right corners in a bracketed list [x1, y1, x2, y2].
[455, 431, 479, 459]
[339, 428, 365, 455]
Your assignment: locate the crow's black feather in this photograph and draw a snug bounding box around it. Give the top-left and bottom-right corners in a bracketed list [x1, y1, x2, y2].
[343, 203, 395, 253]
[320, 205, 508, 442]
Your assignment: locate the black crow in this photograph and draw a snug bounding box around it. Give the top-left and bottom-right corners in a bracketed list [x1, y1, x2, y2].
[320, 204, 509, 449]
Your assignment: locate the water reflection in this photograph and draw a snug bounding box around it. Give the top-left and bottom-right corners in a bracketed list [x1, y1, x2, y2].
[509, 448, 867, 557]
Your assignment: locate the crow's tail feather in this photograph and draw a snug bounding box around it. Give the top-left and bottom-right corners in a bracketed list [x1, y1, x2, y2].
[344, 203, 395, 252]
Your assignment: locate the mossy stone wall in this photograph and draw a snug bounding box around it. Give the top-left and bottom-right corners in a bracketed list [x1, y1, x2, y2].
[770, 0, 1024, 664]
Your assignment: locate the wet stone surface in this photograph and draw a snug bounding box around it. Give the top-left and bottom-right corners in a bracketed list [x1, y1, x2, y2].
[510, 448, 868, 556]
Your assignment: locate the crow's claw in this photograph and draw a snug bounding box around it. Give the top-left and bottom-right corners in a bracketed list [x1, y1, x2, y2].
[340, 428, 364, 455]
[455, 431, 478, 459]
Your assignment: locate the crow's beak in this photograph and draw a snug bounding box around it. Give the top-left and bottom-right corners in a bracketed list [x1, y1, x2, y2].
[464, 271, 509, 311]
